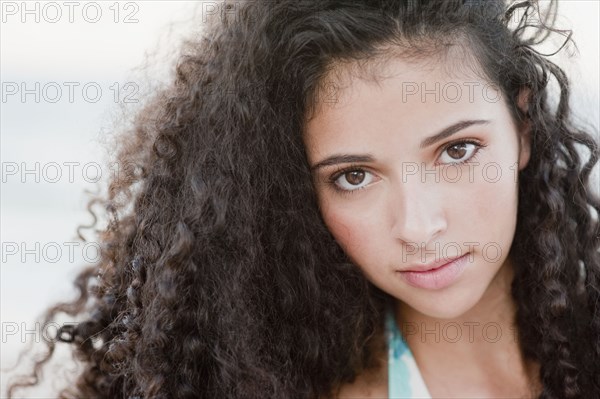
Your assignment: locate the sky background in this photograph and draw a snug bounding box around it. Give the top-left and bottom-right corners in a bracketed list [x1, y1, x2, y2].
[1, 1, 599, 396]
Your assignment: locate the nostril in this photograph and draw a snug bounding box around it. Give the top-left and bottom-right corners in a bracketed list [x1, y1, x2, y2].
[406, 242, 418, 252]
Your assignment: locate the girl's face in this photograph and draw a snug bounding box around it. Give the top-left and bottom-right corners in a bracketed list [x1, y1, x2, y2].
[303, 55, 531, 319]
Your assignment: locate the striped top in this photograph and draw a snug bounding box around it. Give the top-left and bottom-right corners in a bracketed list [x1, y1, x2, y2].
[386, 306, 432, 398]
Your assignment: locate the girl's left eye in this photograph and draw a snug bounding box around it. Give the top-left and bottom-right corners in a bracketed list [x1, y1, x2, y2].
[437, 140, 485, 165]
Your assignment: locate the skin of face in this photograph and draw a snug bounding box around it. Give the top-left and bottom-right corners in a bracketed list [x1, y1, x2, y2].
[304, 55, 531, 321]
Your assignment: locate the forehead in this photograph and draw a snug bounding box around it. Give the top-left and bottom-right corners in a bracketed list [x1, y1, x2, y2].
[303, 52, 503, 156]
[306, 39, 490, 119]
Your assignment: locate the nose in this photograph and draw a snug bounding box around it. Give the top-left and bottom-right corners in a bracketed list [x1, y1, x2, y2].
[390, 176, 447, 249]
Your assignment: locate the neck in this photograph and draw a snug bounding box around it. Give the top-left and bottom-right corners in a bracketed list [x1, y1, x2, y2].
[394, 256, 542, 396]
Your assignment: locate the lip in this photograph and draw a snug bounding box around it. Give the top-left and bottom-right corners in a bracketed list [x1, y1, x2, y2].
[397, 253, 470, 290]
[401, 253, 466, 272]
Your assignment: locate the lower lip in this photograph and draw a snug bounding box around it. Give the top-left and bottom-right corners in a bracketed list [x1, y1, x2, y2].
[397, 253, 469, 290]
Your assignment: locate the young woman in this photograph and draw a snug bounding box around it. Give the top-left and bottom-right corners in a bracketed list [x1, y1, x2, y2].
[6, 0, 600, 397]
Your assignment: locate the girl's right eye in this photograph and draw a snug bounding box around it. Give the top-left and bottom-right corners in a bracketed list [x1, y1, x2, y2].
[329, 166, 377, 195]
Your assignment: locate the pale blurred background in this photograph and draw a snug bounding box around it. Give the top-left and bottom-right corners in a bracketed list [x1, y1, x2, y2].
[1, 1, 598, 397]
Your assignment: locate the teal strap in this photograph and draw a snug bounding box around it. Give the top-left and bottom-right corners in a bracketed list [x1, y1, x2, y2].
[386, 305, 413, 398]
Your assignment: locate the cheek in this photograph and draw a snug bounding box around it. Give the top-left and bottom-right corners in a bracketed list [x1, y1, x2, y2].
[464, 175, 519, 254]
[474, 175, 518, 216]
[320, 204, 375, 260]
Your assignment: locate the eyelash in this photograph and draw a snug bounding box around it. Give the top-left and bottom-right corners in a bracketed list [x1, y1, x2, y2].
[328, 139, 486, 197]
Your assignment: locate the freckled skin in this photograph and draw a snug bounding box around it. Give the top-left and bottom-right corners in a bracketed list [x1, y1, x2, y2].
[304, 55, 531, 322]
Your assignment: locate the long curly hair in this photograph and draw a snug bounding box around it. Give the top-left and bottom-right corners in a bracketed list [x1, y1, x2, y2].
[6, 0, 600, 397]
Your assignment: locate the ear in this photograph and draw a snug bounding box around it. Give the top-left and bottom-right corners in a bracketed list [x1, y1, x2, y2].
[516, 88, 532, 171]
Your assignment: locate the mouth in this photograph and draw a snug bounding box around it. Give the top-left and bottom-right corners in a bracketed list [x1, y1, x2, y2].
[401, 253, 467, 272]
[396, 253, 470, 290]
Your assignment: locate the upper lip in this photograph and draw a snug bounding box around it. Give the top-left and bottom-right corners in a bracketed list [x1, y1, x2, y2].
[400, 253, 467, 272]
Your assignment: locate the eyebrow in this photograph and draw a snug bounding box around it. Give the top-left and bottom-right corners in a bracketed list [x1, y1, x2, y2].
[310, 119, 490, 172]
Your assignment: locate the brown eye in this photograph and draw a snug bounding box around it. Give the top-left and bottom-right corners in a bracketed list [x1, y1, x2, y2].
[438, 141, 482, 165]
[446, 143, 468, 160]
[345, 171, 365, 185]
[330, 168, 376, 193]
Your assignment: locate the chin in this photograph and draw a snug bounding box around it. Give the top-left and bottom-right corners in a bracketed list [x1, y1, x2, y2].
[404, 290, 483, 320]
[423, 305, 472, 320]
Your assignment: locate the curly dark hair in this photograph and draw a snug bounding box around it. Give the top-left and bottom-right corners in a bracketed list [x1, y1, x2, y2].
[5, 0, 600, 397]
